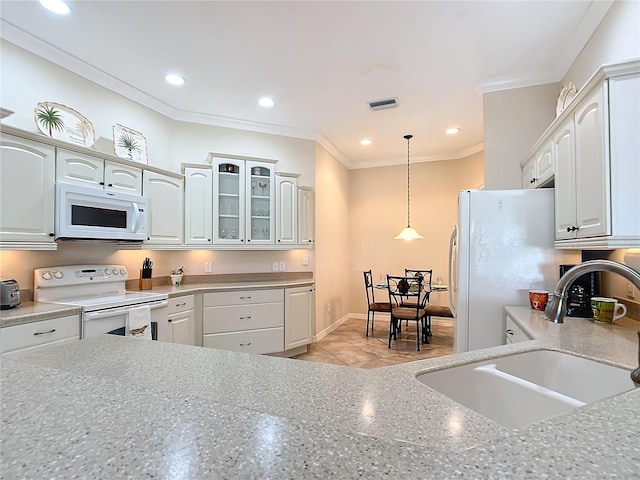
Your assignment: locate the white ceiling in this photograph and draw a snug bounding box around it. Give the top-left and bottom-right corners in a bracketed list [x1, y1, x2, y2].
[0, 1, 613, 168]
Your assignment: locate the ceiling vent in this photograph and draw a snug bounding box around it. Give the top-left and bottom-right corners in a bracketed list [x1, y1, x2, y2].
[368, 97, 398, 111]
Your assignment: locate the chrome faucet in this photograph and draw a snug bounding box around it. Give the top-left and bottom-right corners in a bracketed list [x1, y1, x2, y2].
[544, 260, 640, 324]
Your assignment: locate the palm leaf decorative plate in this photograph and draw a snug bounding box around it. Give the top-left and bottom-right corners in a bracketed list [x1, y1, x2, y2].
[113, 123, 148, 163]
[34, 101, 95, 147]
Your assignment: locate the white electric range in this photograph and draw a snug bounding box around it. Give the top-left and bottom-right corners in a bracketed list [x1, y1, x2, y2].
[34, 265, 168, 340]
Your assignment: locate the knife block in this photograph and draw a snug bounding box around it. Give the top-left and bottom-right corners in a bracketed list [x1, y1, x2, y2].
[139, 270, 152, 290]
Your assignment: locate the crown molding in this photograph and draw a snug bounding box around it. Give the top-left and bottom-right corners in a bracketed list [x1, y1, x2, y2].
[350, 143, 484, 170]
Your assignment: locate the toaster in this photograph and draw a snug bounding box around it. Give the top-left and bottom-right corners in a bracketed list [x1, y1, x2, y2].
[0, 279, 22, 309]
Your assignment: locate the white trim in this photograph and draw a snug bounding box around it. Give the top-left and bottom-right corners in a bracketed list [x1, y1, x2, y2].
[312, 313, 352, 342]
[349, 143, 484, 170]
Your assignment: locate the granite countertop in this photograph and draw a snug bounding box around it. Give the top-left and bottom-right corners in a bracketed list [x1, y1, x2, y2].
[0, 301, 82, 328]
[1, 306, 639, 478]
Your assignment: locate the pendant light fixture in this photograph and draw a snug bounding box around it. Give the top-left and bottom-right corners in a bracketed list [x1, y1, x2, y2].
[394, 134, 424, 241]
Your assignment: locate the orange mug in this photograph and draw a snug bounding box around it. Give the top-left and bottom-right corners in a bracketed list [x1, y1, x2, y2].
[529, 290, 549, 311]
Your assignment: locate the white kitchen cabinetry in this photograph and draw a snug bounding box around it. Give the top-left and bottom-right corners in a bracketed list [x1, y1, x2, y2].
[0, 133, 56, 248]
[0, 315, 80, 356]
[275, 173, 299, 245]
[504, 314, 531, 344]
[297, 186, 315, 246]
[202, 289, 284, 354]
[522, 140, 553, 189]
[553, 70, 640, 248]
[56, 149, 142, 195]
[184, 166, 213, 245]
[167, 295, 195, 346]
[142, 171, 184, 245]
[284, 285, 314, 350]
[212, 156, 276, 246]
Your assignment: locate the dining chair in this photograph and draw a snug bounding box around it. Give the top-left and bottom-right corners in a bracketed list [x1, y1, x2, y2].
[399, 269, 432, 336]
[363, 270, 391, 337]
[386, 275, 429, 351]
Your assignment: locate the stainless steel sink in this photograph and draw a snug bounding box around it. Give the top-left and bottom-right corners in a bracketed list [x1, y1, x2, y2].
[416, 350, 637, 429]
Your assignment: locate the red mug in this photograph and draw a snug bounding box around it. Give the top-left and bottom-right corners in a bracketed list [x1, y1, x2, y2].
[529, 290, 549, 311]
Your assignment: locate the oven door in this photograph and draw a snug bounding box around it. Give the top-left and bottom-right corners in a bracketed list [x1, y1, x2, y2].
[82, 300, 167, 339]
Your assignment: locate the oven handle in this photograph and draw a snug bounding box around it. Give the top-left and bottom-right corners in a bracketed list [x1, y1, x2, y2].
[84, 300, 168, 321]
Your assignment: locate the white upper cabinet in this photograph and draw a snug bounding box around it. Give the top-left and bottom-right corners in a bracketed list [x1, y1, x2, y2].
[184, 166, 213, 245]
[0, 133, 56, 247]
[212, 156, 275, 246]
[298, 186, 315, 246]
[553, 69, 640, 248]
[275, 173, 298, 245]
[142, 171, 184, 245]
[522, 139, 553, 189]
[57, 149, 142, 195]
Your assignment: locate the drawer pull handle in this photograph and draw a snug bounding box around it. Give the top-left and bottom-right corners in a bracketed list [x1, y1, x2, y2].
[175, 302, 186, 307]
[239, 296, 252, 300]
[34, 329, 56, 336]
[239, 342, 252, 347]
[239, 316, 252, 320]
[506, 329, 514, 336]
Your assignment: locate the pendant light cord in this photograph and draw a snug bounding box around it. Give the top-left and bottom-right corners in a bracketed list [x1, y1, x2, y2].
[404, 134, 413, 227]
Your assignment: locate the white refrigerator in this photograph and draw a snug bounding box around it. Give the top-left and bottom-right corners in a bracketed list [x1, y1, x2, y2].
[449, 189, 580, 353]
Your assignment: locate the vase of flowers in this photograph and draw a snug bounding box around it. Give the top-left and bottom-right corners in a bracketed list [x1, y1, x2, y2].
[170, 266, 184, 286]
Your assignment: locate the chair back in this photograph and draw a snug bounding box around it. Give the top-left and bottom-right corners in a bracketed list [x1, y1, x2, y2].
[387, 275, 428, 315]
[363, 270, 376, 304]
[405, 269, 433, 292]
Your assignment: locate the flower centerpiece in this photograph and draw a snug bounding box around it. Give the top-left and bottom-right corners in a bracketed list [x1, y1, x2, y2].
[170, 266, 184, 286]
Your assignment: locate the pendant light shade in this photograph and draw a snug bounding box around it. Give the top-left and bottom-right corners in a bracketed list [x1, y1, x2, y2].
[394, 134, 424, 240]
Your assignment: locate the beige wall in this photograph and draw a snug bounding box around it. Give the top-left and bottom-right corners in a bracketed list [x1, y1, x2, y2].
[482, 83, 559, 190]
[348, 152, 484, 314]
[562, 0, 640, 89]
[314, 144, 351, 335]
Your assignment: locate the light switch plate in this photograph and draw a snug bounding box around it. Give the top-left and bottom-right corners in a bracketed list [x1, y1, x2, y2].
[272, 261, 279, 271]
[279, 261, 286, 271]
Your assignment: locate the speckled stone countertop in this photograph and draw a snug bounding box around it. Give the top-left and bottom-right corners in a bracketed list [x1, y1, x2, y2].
[0, 301, 82, 328]
[1, 306, 639, 478]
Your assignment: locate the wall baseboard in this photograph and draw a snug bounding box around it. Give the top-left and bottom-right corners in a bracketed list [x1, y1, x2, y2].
[313, 314, 352, 342]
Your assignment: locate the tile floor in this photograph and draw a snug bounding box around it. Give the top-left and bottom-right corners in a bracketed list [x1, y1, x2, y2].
[292, 316, 454, 369]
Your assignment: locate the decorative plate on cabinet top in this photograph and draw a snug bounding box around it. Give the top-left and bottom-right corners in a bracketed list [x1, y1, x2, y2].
[556, 82, 577, 117]
[34, 101, 95, 147]
[113, 123, 148, 164]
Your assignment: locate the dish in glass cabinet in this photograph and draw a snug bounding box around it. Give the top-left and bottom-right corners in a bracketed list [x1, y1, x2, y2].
[556, 82, 577, 117]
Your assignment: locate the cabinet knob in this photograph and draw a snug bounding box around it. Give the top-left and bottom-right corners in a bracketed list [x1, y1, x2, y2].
[107, 183, 113, 187]
[99, 182, 105, 185]
[506, 329, 514, 336]
[278, 239, 281, 242]
[566, 226, 578, 232]
[49, 233, 55, 237]
[247, 239, 251, 242]
[530, 178, 536, 184]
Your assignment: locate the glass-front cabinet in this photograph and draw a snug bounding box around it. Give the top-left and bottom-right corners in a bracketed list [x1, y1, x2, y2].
[212, 156, 275, 245]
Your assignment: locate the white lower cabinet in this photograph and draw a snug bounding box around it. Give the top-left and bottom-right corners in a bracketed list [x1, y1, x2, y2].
[202, 289, 284, 354]
[167, 295, 195, 346]
[284, 285, 314, 350]
[0, 315, 80, 356]
[504, 314, 531, 344]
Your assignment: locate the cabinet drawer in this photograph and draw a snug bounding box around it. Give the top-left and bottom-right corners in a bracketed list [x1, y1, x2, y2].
[203, 327, 284, 354]
[204, 289, 283, 307]
[203, 302, 283, 334]
[0, 315, 80, 353]
[167, 295, 195, 314]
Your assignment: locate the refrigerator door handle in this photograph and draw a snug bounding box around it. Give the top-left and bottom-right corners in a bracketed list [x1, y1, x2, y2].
[448, 225, 457, 317]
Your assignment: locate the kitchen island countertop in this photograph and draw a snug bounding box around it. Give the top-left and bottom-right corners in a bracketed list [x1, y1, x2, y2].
[1, 306, 639, 478]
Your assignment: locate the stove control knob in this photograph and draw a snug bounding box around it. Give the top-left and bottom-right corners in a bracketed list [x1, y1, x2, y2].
[105, 269, 112, 275]
[119, 268, 126, 275]
[42, 271, 52, 280]
[53, 271, 63, 279]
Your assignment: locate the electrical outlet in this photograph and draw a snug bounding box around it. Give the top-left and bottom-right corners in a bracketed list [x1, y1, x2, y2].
[302, 255, 309, 266]
[327, 303, 331, 314]
[279, 261, 286, 271]
[272, 261, 279, 272]
[204, 261, 213, 273]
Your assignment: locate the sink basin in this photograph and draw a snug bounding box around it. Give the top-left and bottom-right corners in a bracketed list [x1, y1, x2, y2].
[417, 350, 637, 429]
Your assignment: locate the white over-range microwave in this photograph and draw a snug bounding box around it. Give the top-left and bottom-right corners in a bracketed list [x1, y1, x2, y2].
[55, 183, 148, 241]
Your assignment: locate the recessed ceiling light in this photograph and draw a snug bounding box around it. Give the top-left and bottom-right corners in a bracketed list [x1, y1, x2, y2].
[446, 127, 461, 134]
[360, 139, 372, 146]
[259, 97, 275, 108]
[39, 0, 70, 15]
[165, 74, 185, 86]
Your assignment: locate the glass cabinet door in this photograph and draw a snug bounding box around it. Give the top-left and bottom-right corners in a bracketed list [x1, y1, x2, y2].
[246, 161, 275, 244]
[214, 159, 245, 244]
